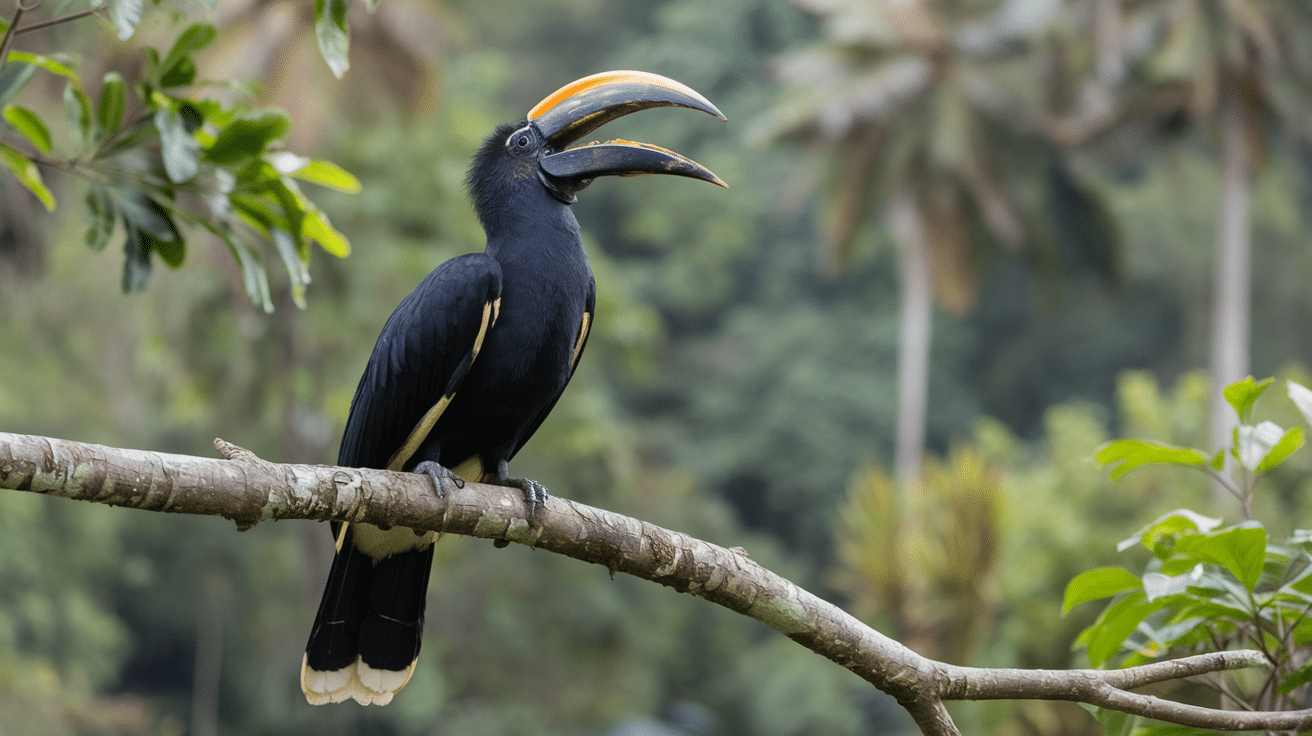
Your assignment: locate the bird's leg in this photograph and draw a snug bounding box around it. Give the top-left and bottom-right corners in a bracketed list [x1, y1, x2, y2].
[493, 459, 549, 521]
[413, 460, 465, 499]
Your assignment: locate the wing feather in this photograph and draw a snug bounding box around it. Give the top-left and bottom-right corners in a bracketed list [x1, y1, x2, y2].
[338, 254, 503, 471]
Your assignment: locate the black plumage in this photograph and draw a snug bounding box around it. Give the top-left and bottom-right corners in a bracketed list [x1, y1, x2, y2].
[301, 71, 724, 706]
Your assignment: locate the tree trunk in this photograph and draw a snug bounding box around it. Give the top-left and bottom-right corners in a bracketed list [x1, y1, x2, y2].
[190, 567, 228, 736]
[889, 192, 932, 495]
[1208, 86, 1251, 510]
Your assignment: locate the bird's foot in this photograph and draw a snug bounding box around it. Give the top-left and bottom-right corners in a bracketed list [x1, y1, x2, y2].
[505, 477, 550, 519]
[493, 460, 550, 520]
[413, 461, 465, 499]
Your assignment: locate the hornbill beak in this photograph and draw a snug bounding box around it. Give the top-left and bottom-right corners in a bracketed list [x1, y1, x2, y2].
[527, 70, 728, 195]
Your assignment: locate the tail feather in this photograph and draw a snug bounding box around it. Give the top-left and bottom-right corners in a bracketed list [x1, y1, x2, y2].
[302, 525, 436, 705]
[301, 653, 416, 706]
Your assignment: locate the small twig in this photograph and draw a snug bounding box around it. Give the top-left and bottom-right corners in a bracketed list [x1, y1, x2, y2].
[1200, 465, 1247, 508]
[1207, 672, 1256, 711]
[1277, 588, 1312, 655]
[14, 6, 100, 35]
[214, 437, 271, 465]
[0, 0, 33, 68]
[1, 0, 97, 72]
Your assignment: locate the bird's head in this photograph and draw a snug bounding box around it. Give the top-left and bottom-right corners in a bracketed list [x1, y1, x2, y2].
[469, 71, 726, 227]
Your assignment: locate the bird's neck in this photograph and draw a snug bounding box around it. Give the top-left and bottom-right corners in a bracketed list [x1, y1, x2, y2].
[483, 202, 585, 268]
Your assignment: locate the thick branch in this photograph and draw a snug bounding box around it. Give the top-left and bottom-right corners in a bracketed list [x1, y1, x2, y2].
[3, 430, 1311, 735]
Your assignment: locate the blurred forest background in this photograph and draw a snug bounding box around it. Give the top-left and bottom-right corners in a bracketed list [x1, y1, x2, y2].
[4, 0, 1312, 734]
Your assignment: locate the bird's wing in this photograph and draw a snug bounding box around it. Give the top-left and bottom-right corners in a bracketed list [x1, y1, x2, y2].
[338, 253, 503, 472]
[509, 275, 596, 460]
[303, 254, 501, 705]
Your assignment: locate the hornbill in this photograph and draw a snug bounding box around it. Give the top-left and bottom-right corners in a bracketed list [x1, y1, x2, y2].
[301, 71, 725, 706]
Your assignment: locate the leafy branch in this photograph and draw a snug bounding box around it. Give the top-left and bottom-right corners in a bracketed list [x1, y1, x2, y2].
[3, 429, 1312, 736]
[1069, 377, 1312, 731]
[1, 8, 360, 309]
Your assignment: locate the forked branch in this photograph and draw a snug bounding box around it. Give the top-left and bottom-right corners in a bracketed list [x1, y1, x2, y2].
[1, 430, 1309, 736]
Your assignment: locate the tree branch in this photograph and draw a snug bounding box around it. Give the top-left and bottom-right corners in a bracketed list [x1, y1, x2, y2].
[3, 430, 1311, 735]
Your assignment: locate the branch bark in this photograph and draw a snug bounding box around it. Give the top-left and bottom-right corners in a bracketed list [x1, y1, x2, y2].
[3, 430, 1311, 735]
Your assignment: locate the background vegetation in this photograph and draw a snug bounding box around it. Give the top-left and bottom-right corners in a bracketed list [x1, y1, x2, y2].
[3, 1, 1312, 734]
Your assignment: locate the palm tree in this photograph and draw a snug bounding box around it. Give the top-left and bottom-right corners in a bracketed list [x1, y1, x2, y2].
[1075, 0, 1312, 499]
[757, 0, 1089, 493]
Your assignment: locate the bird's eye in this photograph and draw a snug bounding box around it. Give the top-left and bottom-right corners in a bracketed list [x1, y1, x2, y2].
[506, 128, 537, 155]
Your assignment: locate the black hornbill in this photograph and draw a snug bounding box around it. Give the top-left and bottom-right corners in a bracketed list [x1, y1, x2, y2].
[301, 71, 725, 706]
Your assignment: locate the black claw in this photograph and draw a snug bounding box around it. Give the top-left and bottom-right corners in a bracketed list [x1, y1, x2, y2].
[414, 460, 464, 499]
[494, 460, 549, 522]
[512, 477, 550, 521]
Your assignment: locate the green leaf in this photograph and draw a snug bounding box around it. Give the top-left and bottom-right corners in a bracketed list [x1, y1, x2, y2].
[1235, 420, 1285, 471]
[147, 226, 185, 268]
[229, 193, 283, 239]
[219, 230, 273, 313]
[204, 110, 291, 164]
[1174, 599, 1251, 625]
[1140, 616, 1207, 650]
[264, 173, 351, 258]
[1142, 566, 1202, 601]
[113, 189, 175, 242]
[1118, 509, 1222, 554]
[1091, 707, 1137, 736]
[63, 82, 92, 151]
[3, 105, 52, 153]
[85, 186, 116, 252]
[0, 62, 35, 108]
[109, 0, 143, 40]
[1276, 660, 1312, 695]
[301, 205, 350, 257]
[178, 102, 204, 134]
[1190, 567, 1255, 615]
[119, 191, 182, 271]
[1083, 591, 1161, 667]
[1223, 376, 1272, 424]
[1063, 567, 1143, 615]
[154, 107, 200, 183]
[6, 52, 79, 84]
[1176, 523, 1268, 593]
[1256, 426, 1304, 473]
[0, 141, 55, 210]
[97, 72, 127, 134]
[263, 176, 309, 246]
[159, 56, 196, 89]
[314, 0, 351, 79]
[1290, 381, 1312, 429]
[1096, 439, 1209, 480]
[122, 224, 153, 292]
[271, 227, 309, 308]
[159, 24, 216, 85]
[270, 153, 361, 193]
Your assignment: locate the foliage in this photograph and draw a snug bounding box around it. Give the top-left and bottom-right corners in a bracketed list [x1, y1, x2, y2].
[0, 9, 357, 308]
[821, 371, 1229, 736]
[1067, 377, 1312, 731]
[756, 0, 1121, 305]
[7, 0, 1312, 734]
[832, 446, 1003, 665]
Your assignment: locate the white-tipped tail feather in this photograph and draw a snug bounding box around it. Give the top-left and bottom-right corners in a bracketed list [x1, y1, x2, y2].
[301, 653, 417, 706]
